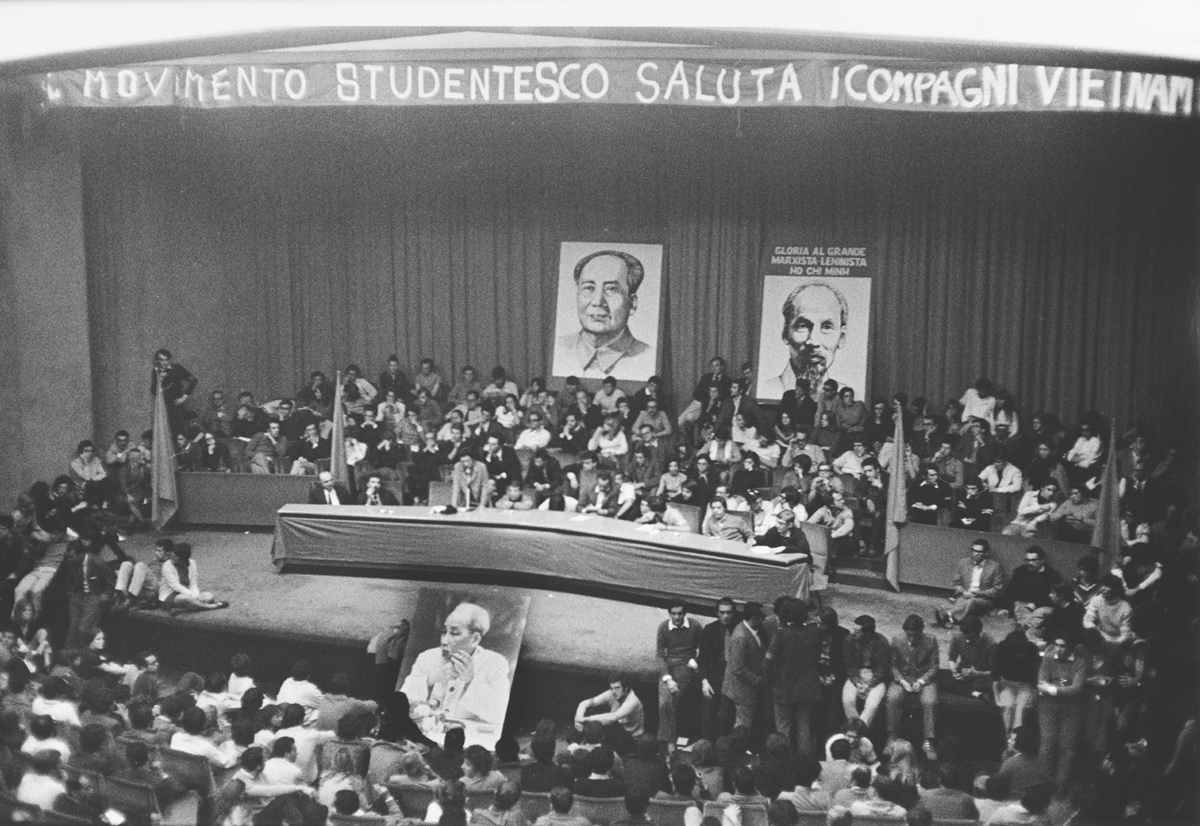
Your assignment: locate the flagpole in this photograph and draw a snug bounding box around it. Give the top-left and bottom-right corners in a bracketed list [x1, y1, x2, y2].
[883, 399, 908, 592]
[1091, 417, 1122, 573]
[150, 379, 179, 530]
[330, 371, 349, 490]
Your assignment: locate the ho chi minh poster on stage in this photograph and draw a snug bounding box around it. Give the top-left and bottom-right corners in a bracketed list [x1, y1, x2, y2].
[550, 241, 664, 383]
[395, 586, 531, 749]
[754, 244, 872, 403]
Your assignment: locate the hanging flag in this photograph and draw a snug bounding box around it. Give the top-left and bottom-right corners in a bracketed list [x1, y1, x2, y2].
[1091, 418, 1122, 572]
[883, 400, 907, 591]
[330, 371, 349, 489]
[150, 382, 178, 530]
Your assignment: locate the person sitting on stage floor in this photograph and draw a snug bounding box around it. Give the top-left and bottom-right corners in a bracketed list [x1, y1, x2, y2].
[450, 453, 489, 510]
[1001, 546, 1061, 634]
[308, 470, 351, 506]
[885, 616, 940, 761]
[357, 473, 399, 507]
[841, 615, 890, 734]
[934, 538, 1007, 628]
[575, 674, 646, 738]
[937, 615, 996, 700]
[160, 543, 229, 615]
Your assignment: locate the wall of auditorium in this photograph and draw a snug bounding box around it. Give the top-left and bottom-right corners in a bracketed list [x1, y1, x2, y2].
[0, 102, 93, 508]
[2, 102, 1197, 505]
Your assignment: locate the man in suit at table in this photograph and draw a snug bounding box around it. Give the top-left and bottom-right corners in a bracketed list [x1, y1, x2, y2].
[356, 473, 399, 507]
[722, 601, 768, 733]
[308, 471, 351, 506]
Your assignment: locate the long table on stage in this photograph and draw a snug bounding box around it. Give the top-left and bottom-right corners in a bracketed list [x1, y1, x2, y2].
[270, 505, 811, 606]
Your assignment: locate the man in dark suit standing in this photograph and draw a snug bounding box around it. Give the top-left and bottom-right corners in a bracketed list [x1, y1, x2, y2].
[765, 598, 823, 756]
[698, 597, 739, 741]
[356, 473, 399, 506]
[722, 601, 767, 734]
[64, 533, 116, 649]
[308, 471, 351, 505]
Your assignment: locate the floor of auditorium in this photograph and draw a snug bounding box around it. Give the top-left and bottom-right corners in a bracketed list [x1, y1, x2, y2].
[110, 527, 1005, 678]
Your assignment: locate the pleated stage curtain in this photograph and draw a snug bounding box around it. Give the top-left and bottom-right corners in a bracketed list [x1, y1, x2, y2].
[79, 105, 1198, 449]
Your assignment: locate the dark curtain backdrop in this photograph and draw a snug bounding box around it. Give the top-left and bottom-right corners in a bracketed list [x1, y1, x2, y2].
[79, 105, 1198, 450]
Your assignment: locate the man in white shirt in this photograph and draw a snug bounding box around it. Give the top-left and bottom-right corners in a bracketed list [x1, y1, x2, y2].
[274, 704, 336, 783]
[262, 737, 305, 785]
[170, 707, 237, 769]
[575, 675, 646, 737]
[593, 376, 627, 415]
[514, 413, 552, 452]
[343, 364, 379, 413]
[480, 366, 520, 403]
[832, 438, 871, 480]
[278, 660, 324, 712]
[782, 429, 825, 470]
[979, 456, 1024, 494]
[16, 753, 68, 810]
[631, 397, 672, 440]
[1066, 422, 1103, 488]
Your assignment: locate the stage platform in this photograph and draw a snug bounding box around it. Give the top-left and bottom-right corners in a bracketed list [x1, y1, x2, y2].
[101, 528, 1012, 748]
[270, 505, 813, 607]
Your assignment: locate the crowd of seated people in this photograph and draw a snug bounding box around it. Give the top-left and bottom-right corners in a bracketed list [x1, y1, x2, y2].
[43, 352, 1194, 565]
[0, 563, 1187, 826]
[0, 352, 1195, 823]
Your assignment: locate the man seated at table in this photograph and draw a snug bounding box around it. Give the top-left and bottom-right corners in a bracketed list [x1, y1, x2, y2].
[934, 538, 1008, 628]
[580, 473, 620, 517]
[754, 509, 812, 562]
[450, 453, 489, 509]
[703, 498, 750, 543]
[357, 473, 399, 506]
[306, 470, 351, 506]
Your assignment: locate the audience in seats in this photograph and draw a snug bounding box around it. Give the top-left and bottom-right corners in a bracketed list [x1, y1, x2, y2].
[1, 348, 1195, 825]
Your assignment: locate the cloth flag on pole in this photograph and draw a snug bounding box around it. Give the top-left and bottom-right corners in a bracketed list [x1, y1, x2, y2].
[883, 401, 907, 591]
[150, 383, 178, 530]
[330, 371, 349, 489]
[1091, 418, 1122, 572]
